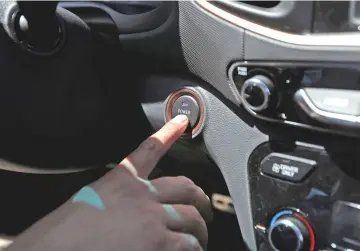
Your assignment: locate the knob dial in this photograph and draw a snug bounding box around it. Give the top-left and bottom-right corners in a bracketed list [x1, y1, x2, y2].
[240, 75, 275, 112]
[268, 216, 311, 251]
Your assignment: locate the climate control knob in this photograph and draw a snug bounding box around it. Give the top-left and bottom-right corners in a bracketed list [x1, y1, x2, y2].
[240, 75, 275, 112]
[268, 215, 313, 251]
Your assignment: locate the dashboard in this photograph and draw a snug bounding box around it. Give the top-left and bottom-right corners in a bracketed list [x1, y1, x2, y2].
[140, 2, 360, 250]
[0, 1, 359, 251]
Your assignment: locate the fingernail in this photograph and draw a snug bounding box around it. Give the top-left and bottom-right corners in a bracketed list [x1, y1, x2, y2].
[171, 114, 188, 124]
[163, 204, 182, 221]
[137, 177, 158, 194]
[182, 233, 199, 247]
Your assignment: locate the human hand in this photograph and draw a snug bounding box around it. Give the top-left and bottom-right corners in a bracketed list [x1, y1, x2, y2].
[7, 115, 212, 251]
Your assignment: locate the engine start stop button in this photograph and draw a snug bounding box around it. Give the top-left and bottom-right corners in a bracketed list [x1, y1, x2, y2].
[165, 88, 205, 138]
[171, 95, 200, 128]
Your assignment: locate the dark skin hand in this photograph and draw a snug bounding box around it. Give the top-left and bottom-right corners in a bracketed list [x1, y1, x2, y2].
[6, 115, 213, 251]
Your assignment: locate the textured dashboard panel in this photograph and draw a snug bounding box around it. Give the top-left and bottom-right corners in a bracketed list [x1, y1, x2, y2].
[178, 2, 262, 250]
[139, 75, 267, 251]
[178, 1, 244, 104]
[197, 87, 267, 251]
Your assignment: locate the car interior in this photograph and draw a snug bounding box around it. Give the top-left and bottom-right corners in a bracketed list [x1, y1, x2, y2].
[0, 1, 359, 251]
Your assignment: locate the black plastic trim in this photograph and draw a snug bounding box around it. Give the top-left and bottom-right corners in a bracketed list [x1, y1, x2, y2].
[60, 3, 118, 36]
[212, 0, 313, 34]
[59, 1, 172, 34]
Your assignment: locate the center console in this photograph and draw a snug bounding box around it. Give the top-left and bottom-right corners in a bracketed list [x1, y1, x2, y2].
[228, 61, 360, 251]
[249, 142, 359, 251]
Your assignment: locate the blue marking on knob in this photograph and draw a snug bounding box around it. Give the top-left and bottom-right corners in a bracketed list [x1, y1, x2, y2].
[270, 210, 293, 226]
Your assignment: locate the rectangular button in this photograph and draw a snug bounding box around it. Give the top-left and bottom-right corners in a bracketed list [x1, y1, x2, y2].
[304, 88, 360, 116]
[260, 153, 316, 182]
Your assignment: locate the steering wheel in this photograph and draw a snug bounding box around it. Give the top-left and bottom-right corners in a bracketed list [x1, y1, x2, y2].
[0, 1, 136, 173]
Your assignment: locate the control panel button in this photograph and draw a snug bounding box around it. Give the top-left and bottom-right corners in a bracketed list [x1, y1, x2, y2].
[171, 95, 200, 128]
[304, 88, 360, 116]
[294, 89, 360, 129]
[268, 214, 314, 251]
[165, 88, 205, 138]
[270, 218, 305, 251]
[260, 153, 316, 182]
[240, 75, 275, 112]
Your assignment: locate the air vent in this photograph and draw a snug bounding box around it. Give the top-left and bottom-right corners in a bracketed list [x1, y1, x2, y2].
[241, 1, 280, 8]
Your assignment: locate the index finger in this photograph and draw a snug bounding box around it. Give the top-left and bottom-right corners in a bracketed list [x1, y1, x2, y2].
[119, 115, 189, 178]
